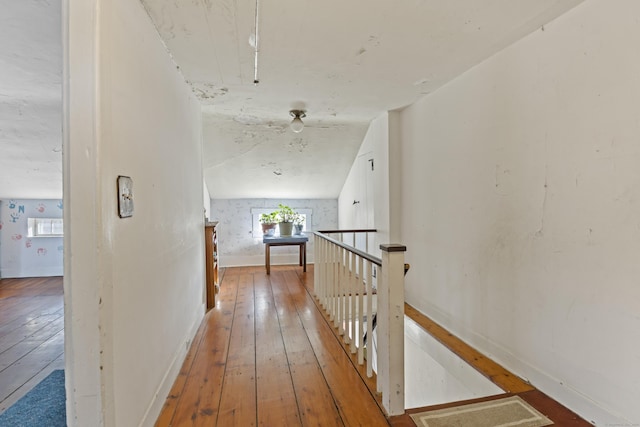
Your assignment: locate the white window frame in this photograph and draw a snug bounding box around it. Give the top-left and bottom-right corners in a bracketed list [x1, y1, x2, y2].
[27, 218, 64, 237]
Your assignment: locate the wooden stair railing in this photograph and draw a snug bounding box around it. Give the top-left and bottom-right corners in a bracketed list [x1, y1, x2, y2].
[313, 230, 407, 416]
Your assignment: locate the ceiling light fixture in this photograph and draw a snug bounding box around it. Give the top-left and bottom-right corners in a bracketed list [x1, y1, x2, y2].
[290, 110, 306, 133]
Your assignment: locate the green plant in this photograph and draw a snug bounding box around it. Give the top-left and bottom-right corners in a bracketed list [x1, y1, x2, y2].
[276, 203, 297, 223]
[259, 212, 278, 224]
[293, 213, 305, 226]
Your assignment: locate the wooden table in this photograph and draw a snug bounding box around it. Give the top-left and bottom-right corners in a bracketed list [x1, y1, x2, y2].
[263, 235, 308, 274]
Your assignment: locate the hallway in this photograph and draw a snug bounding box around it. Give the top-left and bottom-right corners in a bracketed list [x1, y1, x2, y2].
[156, 265, 389, 426]
[157, 265, 592, 427]
[0, 271, 592, 426]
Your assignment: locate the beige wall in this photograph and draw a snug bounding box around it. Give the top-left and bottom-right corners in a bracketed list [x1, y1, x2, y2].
[64, 0, 205, 425]
[398, 1, 640, 425]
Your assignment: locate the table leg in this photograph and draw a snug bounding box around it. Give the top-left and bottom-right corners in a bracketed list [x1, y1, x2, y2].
[303, 242, 306, 272]
[265, 244, 270, 275]
[299, 244, 303, 266]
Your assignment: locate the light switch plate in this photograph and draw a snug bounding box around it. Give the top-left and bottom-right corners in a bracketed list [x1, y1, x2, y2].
[117, 175, 134, 218]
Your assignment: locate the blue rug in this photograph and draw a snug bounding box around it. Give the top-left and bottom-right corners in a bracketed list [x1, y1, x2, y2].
[0, 370, 66, 427]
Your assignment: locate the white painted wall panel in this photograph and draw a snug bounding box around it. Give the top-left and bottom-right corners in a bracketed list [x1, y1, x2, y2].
[64, 0, 204, 425]
[101, 2, 205, 424]
[398, 1, 640, 425]
[338, 112, 392, 254]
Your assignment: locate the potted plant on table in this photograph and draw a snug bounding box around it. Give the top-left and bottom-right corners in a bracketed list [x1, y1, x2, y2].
[276, 203, 296, 236]
[259, 212, 278, 236]
[293, 213, 305, 235]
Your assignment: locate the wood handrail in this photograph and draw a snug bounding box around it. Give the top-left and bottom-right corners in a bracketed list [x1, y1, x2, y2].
[313, 231, 382, 266]
[316, 229, 377, 234]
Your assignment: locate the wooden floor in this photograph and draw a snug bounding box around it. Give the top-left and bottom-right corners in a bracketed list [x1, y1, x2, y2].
[0, 271, 590, 426]
[0, 276, 64, 414]
[158, 265, 592, 427]
[156, 265, 389, 427]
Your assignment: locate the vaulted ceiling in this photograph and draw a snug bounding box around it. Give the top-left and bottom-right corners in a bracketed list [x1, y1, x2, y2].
[0, 0, 584, 199]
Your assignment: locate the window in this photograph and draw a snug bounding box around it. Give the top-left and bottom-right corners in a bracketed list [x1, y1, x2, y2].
[27, 218, 64, 237]
[250, 208, 312, 238]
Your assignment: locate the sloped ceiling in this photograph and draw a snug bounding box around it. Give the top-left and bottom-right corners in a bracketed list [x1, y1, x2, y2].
[142, 0, 584, 199]
[1, 0, 585, 200]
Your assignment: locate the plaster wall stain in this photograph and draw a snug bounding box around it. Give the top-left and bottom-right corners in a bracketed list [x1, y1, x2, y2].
[190, 82, 228, 101]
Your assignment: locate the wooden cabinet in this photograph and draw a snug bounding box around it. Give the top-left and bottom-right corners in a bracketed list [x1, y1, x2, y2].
[205, 222, 219, 310]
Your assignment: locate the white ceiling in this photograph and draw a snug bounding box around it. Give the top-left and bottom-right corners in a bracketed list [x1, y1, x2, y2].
[0, 0, 584, 200]
[0, 0, 62, 199]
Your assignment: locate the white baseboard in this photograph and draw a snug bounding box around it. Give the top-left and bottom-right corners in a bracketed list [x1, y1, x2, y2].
[140, 303, 205, 427]
[221, 253, 315, 268]
[415, 301, 627, 427]
[0, 266, 63, 278]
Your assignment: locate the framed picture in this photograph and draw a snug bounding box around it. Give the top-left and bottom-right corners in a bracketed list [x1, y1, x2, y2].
[117, 175, 134, 218]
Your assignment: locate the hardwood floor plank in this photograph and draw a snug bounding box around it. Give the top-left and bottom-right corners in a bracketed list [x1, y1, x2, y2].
[0, 312, 64, 355]
[279, 269, 389, 427]
[155, 317, 208, 427]
[217, 273, 257, 427]
[295, 267, 381, 396]
[0, 277, 64, 414]
[273, 270, 344, 427]
[166, 274, 238, 427]
[0, 330, 64, 402]
[0, 317, 64, 371]
[0, 306, 63, 338]
[518, 390, 592, 426]
[0, 296, 62, 329]
[157, 265, 591, 427]
[0, 352, 65, 414]
[253, 272, 301, 427]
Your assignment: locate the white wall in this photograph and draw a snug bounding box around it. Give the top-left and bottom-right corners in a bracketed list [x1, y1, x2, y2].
[209, 198, 337, 266]
[0, 199, 63, 278]
[339, 112, 402, 254]
[398, 1, 639, 425]
[64, 0, 205, 425]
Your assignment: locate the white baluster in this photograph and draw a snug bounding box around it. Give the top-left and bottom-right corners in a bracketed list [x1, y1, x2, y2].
[357, 256, 364, 365]
[365, 259, 373, 378]
[350, 251, 356, 353]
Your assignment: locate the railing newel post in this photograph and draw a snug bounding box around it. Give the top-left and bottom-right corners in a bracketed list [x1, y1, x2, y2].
[377, 244, 406, 416]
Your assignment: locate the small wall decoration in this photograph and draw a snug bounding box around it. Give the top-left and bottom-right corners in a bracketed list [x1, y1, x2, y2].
[117, 175, 134, 218]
